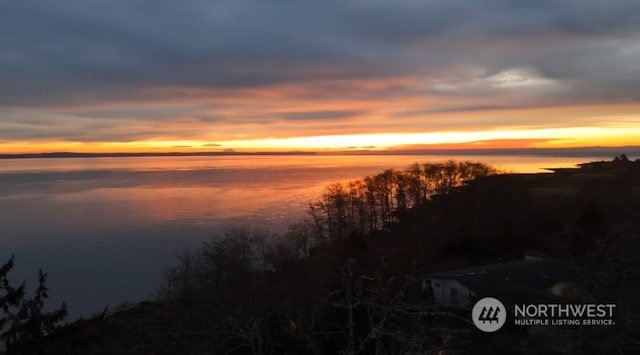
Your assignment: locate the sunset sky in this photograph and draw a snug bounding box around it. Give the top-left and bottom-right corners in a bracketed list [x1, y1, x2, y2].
[1, 0, 639, 153]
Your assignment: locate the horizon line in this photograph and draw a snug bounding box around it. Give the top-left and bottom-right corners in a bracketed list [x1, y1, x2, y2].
[1, 146, 640, 159]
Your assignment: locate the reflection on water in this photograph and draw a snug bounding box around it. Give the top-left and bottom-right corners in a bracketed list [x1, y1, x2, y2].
[0, 154, 599, 174]
[0, 154, 609, 319]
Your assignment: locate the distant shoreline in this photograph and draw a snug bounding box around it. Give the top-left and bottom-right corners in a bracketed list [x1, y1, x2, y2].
[1, 146, 639, 159]
[323, 146, 640, 158]
[0, 151, 317, 159]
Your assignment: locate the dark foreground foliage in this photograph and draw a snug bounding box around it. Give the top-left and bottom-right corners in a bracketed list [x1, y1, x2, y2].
[0, 256, 67, 355]
[25, 157, 640, 354]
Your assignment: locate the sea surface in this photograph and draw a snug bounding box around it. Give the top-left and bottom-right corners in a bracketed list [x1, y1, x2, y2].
[0, 154, 612, 319]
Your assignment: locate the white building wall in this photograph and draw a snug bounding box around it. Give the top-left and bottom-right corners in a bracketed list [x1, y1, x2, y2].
[428, 278, 474, 308]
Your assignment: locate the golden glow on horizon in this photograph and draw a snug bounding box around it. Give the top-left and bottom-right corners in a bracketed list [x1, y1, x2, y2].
[218, 126, 640, 150]
[3, 81, 637, 155]
[2, 125, 639, 154]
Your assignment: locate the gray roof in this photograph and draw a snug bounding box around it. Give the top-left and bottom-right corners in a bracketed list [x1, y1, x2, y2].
[426, 259, 578, 304]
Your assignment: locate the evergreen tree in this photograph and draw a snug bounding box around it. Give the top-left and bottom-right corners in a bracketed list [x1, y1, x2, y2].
[0, 256, 67, 354]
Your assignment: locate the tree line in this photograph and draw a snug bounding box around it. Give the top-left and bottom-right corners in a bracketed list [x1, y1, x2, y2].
[308, 160, 498, 242]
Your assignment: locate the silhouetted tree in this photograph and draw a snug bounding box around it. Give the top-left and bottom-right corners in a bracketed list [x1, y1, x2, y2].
[0, 256, 67, 354]
[312, 161, 497, 242]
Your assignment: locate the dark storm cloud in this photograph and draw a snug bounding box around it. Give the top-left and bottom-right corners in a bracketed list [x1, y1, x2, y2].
[340, 0, 639, 41]
[0, 0, 361, 106]
[1, 0, 639, 141]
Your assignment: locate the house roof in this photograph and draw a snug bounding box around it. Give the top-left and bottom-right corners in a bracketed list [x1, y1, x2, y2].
[426, 259, 578, 304]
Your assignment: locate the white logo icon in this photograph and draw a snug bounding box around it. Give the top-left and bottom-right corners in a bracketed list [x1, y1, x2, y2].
[472, 297, 507, 332]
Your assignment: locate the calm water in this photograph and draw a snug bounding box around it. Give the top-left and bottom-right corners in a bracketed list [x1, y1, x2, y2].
[0, 154, 609, 318]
